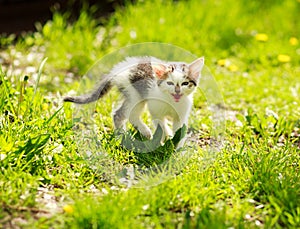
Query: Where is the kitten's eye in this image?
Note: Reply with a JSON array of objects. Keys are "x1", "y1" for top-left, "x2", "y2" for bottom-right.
[
  {"x1": 167, "y1": 81, "x2": 174, "y2": 86},
  {"x1": 181, "y1": 82, "x2": 189, "y2": 86}
]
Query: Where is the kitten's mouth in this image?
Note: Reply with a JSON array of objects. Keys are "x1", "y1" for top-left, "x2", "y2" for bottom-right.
[{"x1": 172, "y1": 93, "x2": 183, "y2": 102}]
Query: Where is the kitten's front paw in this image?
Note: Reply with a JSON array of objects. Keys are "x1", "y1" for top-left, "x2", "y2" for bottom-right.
[{"x1": 139, "y1": 126, "x2": 153, "y2": 139}]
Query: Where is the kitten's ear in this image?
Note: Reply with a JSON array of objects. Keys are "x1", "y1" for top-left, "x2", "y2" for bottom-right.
[
  {"x1": 189, "y1": 57, "x2": 204, "y2": 80},
  {"x1": 152, "y1": 63, "x2": 167, "y2": 79}
]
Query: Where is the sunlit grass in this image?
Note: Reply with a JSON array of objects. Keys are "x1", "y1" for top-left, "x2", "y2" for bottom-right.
[{"x1": 0, "y1": 0, "x2": 299, "y2": 228}]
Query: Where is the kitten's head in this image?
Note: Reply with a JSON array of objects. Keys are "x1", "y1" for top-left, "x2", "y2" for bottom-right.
[{"x1": 152, "y1": 57, "x2": 204, "y2": 102}]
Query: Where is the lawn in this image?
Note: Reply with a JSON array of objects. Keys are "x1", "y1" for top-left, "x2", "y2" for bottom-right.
[{"x1": 1, "y1": 0, "x2": 300, "y2": 228}]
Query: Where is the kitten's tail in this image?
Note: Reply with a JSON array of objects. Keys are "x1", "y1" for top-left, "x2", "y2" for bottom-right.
[{"x1": 63, "y1": 79, "x2": 112, "y2": 104}]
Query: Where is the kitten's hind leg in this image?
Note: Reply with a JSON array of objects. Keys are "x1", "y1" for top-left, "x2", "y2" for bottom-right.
[
  {"x1": 128, "y1": 101, "x2": 152, "y2": 139},
  {"x1": 113, "y1": 101, "x2": 127, "y2": 132}
]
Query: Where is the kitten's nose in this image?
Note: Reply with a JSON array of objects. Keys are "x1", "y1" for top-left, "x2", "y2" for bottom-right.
[{"x1": 175, "y1": 85, "x2": 181, "y2": 94}]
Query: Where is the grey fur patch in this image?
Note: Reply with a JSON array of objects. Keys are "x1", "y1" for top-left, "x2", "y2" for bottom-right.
[
  {"x1": 129, "y1": 62, "x2": 154, "y2": 98},
  {"x1": 63, "y1": 79, "x2": 112, "y2": 104}
]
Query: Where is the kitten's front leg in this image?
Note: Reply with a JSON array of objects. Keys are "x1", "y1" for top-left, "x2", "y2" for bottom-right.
[
  {"x1": 132, "y1": 121, "x2": 153, "y2": 139},
  {"x1": 173, "y1": 120, "x2": 186, "y2": 133}
]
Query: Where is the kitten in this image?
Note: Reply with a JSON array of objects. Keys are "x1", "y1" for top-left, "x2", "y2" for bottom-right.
[{"x1": 64, "y1": 56, "x2": 204, "y2": 143}]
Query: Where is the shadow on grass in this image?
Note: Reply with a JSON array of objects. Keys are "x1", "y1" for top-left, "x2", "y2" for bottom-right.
[{"x1": 120, "y1": 125, "x2": 187, "y2": 167}]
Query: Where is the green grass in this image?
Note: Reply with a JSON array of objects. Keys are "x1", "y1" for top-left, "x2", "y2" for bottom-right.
[{"x1": 1, "y1": 0, "x2": 300, "y2": 228}]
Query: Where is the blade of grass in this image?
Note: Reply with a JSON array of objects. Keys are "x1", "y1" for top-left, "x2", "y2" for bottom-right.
[
  {"x1": 33, "y1": 57, "x2": 48, "y2": 99},
  {"x1": 24, "y1": 57, "x2": 48, "y2": 119},
  {"x1": 44, "y1": 106, "x2": 64, "y2": 125}
]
